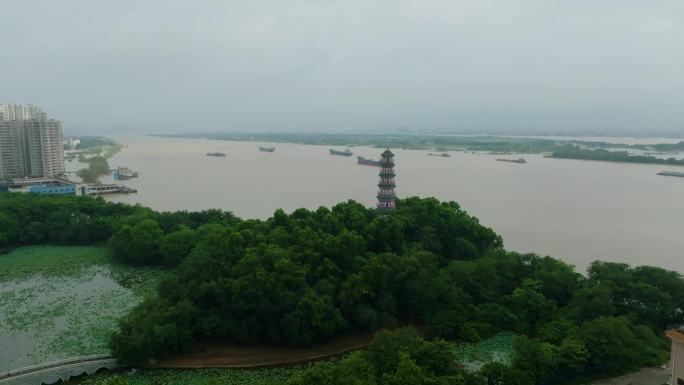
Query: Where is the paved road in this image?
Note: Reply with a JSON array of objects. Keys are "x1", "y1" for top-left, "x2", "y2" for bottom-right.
[{"x1": 591, "y1": 367, "x2": 670, "y2": 385}]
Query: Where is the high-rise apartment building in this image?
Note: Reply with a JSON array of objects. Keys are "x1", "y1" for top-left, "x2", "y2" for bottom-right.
[
  {"x1": 0, "y1": 104, "x2": 65, "y2": 179},
  {"x1": 0, "y1": 103, "x2": 42, "y2": 121}
]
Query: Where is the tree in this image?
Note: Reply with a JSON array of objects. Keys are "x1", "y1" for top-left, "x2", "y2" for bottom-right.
[
  {"x1": 367, "y1": 328, "x2": 422, "y2": 376},
  {"x1": 480, "y1": 363, "x2": 533, "y2": 385},
  {"x1": 567, "y1": 286, "x2": 614, "y2": 322},
  {"x1": 512, "y1": 335, "x2": 588, "y2": 384},
  {"x1": 159, "y1": 226, "x2": 198, "y2": 266},
  {"x1": 110, "y1": 298, "x2": 197, "y2": 365},
  {"x1": 578, "y1": 317, "x2": 656, "y2": 375},
  {"x1": 381, "y1": 353, "x2": 428, "y2": 385},
  {"x1": 109, "y1": 219, "x2": 164, "y2": 265},
  {"x1": 509, "y1": 280, "x2": 557, "y2": 334}
]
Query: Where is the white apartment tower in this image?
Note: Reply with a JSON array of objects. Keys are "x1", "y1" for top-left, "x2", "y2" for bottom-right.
[
  {"x1": 0, "y1": 103, "x2": 42, "y2": 121},
  {"x1": 0, "y1": 104, "x2": 65, "y2": 179}
]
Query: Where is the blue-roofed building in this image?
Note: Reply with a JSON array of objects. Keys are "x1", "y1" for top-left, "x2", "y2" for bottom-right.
[{"x1": 28, "y1": 182, "x2": 76, "y2": 195}]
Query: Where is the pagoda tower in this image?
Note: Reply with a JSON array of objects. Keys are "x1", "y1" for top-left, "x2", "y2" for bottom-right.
[{"x1": 377, "y1": 148, "x2": 397, "y2": 214}]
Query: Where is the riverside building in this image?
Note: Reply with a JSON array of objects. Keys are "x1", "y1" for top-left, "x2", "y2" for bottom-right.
[
  {"x1": 667, "y1": 328, "x2": 684, "y2": 385},
  {"x1": 0, "y1": 103, "x2": 65, "y2": 179}
]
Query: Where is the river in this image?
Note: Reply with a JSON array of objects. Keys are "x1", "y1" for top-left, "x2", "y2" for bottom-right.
[{"x1": 96, "y1": 135, "x2": 684, "y2": 274}]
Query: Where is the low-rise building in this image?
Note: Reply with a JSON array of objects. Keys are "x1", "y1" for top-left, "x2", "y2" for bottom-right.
[
  {"x1": 28, "y1": 181, "x2": 76, "y2": 195},
  {"x1": 667, "y1": 328, "x2": 684, "y2": 385},
  {"x1": 62, "y1": 136, "x2": 80, "y2": 148}
]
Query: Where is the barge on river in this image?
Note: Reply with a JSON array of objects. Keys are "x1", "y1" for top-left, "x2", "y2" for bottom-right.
[
  {"x1": 496, "y1": 158, "x2": 527, "y2": 164},
  {"x1": 330, "y1": 148, "x2": 353, "y2": 156},
  {"x1": 357, "y1": 156, "x2": 382, "y2": 166},
  {"x1": 657, "y1": 171, "x2": 684, "y2": 178}
]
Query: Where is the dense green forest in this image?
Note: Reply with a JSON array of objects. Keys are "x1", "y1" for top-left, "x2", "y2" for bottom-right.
[
  {"x1": 552, "y1": 145, "x2": 684, "y2": 166},
  {"x1": 1, "y1": 192, "x2": 681, "y2": 384}
]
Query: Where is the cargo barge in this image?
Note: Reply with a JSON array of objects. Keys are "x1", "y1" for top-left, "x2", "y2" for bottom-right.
[
  {"x1": 496, "y1": 158, "x2": 526, "y2": 164},
  {"x1": 357, "y1": 156, "x2": 382, "y2": 166},
  {"x1": 330, "y1": 148, "x2": 353, "y2": 156},
  {"x1": 657, "y1": 171, "x2": 684, "y2": 178},
  {"x1": 206, "y1": 152, "x2": 226, "y2": 157}
]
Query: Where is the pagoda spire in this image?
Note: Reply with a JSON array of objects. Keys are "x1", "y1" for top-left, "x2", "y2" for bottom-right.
[{"x1": 377, "y1": 148, "x2": 396, "y2": 214}]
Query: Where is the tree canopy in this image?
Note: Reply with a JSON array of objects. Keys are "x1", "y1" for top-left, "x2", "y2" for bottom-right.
[{"x1": 0, "y1": 192, "x2": 679, "y2": 383}]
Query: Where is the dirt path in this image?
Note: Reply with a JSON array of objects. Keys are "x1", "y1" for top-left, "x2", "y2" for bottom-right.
[
  {"x1": 590, "y1": 367, "x2": 670, "y2": 385},
  {"x1": 156, "y1": 332, "x2": 374, "y2": 368}
]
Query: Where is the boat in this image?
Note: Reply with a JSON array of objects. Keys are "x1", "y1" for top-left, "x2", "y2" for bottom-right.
[
  {"x1": 657, "y1": 171, "x2": 684, "y2": 178},
  {"x1": 428, "y1": 153, "x2": 451, "y2": 157},
  {"x1": 496, "y1": 158, "x2": 526, "y2": 164},
  {"x1": 112, "y1": 167, "x2": 138, "y2": 180},
  {"x1": 357, "y1": 156, "x2": 382, "y2": 166},
  {"x1": 259, "y1": 146, "x2": 275, "y2": 153},
  {"x1": 330, "y1": 148, "x2": 353, "y2": 156},
  {"x1": 206, "y1": 152, "x2": 226, "y2": 157}
]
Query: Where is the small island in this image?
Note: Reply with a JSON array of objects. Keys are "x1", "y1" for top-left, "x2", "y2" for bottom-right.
[{"x1": 552, "y1": 145, "x2": 684, "y2": 166}]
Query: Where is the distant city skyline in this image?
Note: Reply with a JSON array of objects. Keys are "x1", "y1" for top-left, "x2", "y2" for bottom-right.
[{"x1": 2, "y1": 1, "x2": 684, "y2": 135}]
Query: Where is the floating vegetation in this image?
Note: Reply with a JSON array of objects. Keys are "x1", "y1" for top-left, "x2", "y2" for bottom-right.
[
  {"x1": 72, "y1": 367, "x2": 304, "y2": 385},
  {"x1": 0, "y1": 245, "x2": 165, "y2": 371},
  {"x1": 451, "y1": 333, "x2": 516, "y2": 371}
]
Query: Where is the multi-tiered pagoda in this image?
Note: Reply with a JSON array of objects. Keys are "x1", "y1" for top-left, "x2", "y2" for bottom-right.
[{"x1": 377, "y1": 148, "x2": 396, "y2": 214}]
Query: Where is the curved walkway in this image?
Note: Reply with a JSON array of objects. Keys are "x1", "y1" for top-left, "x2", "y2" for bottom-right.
[
  {"x1": 0, "y1": 355, "x2": 118, "y2": 385},
  {"x1": 589, "y1": 366, "x2": 669, "y2": 385},
  {"x1": 157, "y1": 332, "x2": 374, "y2": 368}
]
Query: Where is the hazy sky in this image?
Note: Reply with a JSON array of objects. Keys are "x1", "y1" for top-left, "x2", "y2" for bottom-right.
[{"x1": 2, "y1": 1, "x2": 684, "y2": 134}]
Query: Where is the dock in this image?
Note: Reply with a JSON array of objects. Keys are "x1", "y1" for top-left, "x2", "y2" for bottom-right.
[{"x1": 80, "y1": 184, "x2": 137, "y2": 196}]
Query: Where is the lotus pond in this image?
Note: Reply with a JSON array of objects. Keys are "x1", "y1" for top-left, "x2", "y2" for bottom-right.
[
  {"x1": 0, "y1": 245, "x2": 165, "y2": 371},
  {"x1": 70, "y1": 368, "x2": 305, "y2": 385},
  {"x1": 452, "y1": 333, "x2": 516, "y2": 371}
]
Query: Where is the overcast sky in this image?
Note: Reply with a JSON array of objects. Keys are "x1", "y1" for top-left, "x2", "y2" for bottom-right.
[{"x1": 2, "y1": 1, "x2": 683, "y2": 135}]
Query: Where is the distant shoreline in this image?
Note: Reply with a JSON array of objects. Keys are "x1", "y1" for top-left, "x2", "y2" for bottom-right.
[{"x1": 149, "y1": 132, "x2": 684, "y2": 156}]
